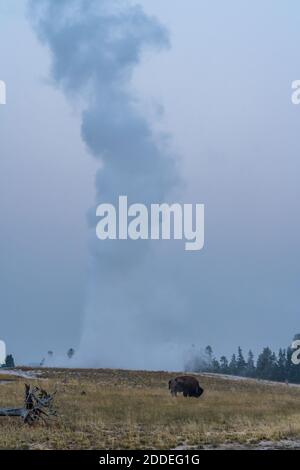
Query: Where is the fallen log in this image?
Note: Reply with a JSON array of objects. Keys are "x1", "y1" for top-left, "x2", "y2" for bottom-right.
[
  {"x1": 0, "y1": 384, "x2": 57, "y2": 425},
  {"x1": 0, "y1": 408, "x2": 27, "y2": 418}
]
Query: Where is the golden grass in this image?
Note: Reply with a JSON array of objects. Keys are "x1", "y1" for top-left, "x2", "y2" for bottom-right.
[
  {"x1": 0, "y1": 373, "x2": 21, "y2": 382},
  {"x1": 0, "y1": 368, "x2": 299, "y2": 449}
]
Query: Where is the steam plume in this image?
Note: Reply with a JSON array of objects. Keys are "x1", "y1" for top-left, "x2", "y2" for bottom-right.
[{"x1": 29, "y1": 0, "x2": 185, "y2": 369}]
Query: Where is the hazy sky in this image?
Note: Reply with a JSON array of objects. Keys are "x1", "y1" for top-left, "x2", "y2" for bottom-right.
[{"x1": 1, "y1": 0, "x2": 300, "y2": 367}]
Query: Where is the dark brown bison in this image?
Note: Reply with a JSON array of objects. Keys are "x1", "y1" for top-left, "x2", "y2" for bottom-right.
[{"x1": 168, "y1": 376, "x2": 203, "y2": 398}]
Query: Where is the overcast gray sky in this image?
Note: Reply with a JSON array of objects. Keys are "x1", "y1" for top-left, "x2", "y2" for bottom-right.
[{"x1": 1, "y1": 0, "x2": 300, "y2": 367}]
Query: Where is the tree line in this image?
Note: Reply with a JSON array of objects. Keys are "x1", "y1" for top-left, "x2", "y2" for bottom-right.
[
  {"x1": 0, "y1": 354, "x2": 15, "y2": 369},
  {"x1": 185, "y1": 334, "x2": 300, "y2": 384}
]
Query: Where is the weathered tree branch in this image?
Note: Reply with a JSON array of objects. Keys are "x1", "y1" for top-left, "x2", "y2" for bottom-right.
[
  {"x1": 0, "y1": 384, "x2": 57, "y2": 425},
  {"x1": 0, "y1": 408, "x2": 27, "y2": 418}
]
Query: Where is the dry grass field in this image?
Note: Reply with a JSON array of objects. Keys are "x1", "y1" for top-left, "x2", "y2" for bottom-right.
[{"x1": 0, "y1": 368, "x2": 300, "y2": 449}]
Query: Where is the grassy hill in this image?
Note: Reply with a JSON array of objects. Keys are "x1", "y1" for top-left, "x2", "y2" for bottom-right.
[{"x1": 0, "y1": 368, "x2": 300, "y2": 449}]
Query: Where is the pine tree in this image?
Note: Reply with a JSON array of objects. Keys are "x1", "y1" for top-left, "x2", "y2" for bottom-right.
[
  {"x1": 229, "y1": 354, "x2": 238, "y2": 375},
  {"x1": 237, "y1": 347, "x2": 246, "y2": 376},
  {"x1": 67, "y1": 348, "x2": 75, "y2": 359},
  {"x1": 256, "y1": 347, "x2": 276, "y2": 380},
  {"x1": 286, "y1": 345, "x2": 300, "y2": 384},
  {"x1": 5, "y1": 354, "x2": 15, "y2": 368},
  {"x1": 205, "y1": 346, "x2": 213, "y2": 360},
  {"x1": 212, "y1": 358, "x2": 220, "y2": 372},
  {"x1": 246, "y1": 350, "x2": 256, "y2": 377},
  {"x1": 205, "y1": 345, "x2": 213, "y2": 370},
  {"x1": 220, "y1": 356, "x2": 229, "y2": 374},
  {"x1": 275, "y1": 348, "x2": 286, "y2": 382},
  {"x1": 271, "y1": 351, "x2": 279, "y2": 380}
]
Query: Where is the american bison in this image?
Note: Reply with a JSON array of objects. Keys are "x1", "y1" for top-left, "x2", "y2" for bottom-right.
[{"x1": 168, "y1": 376, "x2": 204, "y2": 398}]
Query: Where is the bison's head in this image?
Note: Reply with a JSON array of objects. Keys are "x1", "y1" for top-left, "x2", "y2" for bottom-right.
[
  {"x1": 195, "y1": 386, "x2": 204, "y2": 397},
  {"x1": 190, "y1": 386, "x2": 204, "y2": 398}
]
